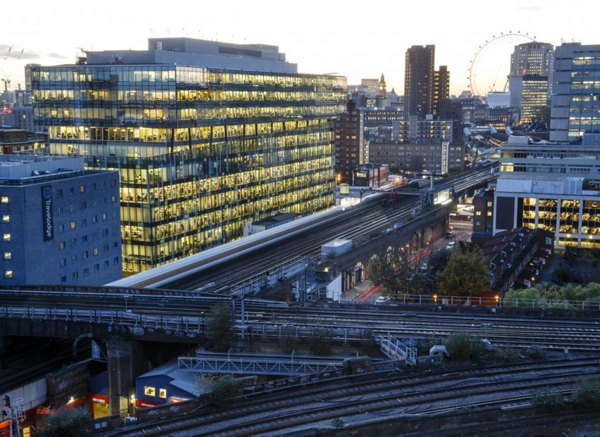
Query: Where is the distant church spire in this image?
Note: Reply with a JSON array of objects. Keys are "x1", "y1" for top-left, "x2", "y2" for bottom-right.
[{"x1": 377, "y1": 73, "x2": 387, "y2": 106}]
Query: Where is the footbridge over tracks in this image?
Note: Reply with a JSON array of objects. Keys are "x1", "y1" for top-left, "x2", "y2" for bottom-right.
[
  {"x1": 378, "y1": 334, "x2": 417, "y2": 366},
  {"x1": 178, "y1": 352, "x2": 352, "y2": 376}
]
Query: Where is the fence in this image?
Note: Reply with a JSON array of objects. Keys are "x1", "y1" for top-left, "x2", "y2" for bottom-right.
[{"x1": 388, "y1": 293, "x2": 600, "y2": 311}]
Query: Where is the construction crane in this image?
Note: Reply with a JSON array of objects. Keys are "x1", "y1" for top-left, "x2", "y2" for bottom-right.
[
  {"x1": 0, "y1": 46, "x2": 23, "y2": 93},
  {"x1": 3, "y1": 46, "x2": 13, "y2": 61},
  {"x1": 1, "y1": 46, "x2": 13, "y2": 92}
]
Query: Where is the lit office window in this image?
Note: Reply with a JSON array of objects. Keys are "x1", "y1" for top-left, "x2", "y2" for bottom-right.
[
  {"x1": 2, "y1": 215, "x2": 9, "y2": 223},
  {"x1": 3, "y1": 252, "x2": 11, "y2": 260},
  {"x1": 4, "y1": 270, "x2": 13, "y2": 279},
  {"x1": 0, "y1": 196, "x2": 8, "y2": 204},
  {"x1": 2, "y1": 233, "x2": 10, "y2": 241},
  {"x1": 144, "y1": 386, "x2": 156, "y2": 396}
]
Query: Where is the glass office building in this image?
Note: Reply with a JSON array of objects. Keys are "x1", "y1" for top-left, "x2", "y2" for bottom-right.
[
  {"x1": 550, "y1": 43, "x2": 600, "y2": 142},
  {"x1": 32, "y1": 38, "x2": 346, "y2": 274}
]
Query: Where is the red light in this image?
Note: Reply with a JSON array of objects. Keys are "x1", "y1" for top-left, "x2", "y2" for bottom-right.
[{"x1": 1, "y1": 109, "x2": 13, "y2": 114}]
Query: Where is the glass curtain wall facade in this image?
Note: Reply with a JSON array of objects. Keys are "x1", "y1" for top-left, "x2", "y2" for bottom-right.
[
  {"x1": 520, "y1": 75, "x2": 549, "y2": 124},
  {"x1": 567, "y1": 56, "x2": 600, "y2": 139},
  {"x1": 550, "y1": 44, "x2": 600, "y2": 142},
  {"x1": 518, "y1": 196, "x2": 600, "y2": 248},
  {"x1": 32, "y1": 65, "x2": 346, "y2": 273}
]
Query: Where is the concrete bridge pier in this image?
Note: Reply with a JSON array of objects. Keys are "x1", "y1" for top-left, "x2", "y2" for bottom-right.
[
  {"x1": 0, "y1": 336, "x2": 6, "y2": 369},
  {"x1": 107, "y1": 339, "x2": 142, "y2": 417}
]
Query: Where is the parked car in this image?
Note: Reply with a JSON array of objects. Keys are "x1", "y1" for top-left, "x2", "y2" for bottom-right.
[{"x1": 375, "y1": 296, "x2": 390, "y2": 304}]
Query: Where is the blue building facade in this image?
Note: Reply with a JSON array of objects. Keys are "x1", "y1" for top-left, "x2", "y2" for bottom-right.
[
  {"x1": 135, "y1": 361, "x2": 203, "y2": 407},
  {"x1": 0, "y1": 155, "x2": 122, "y2": 285}
]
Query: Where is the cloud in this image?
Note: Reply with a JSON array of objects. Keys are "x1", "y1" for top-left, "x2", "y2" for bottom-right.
[
  {"x1": 518, "y1": 5, "x2": 542, "y2": 11},
  {"x1": 0, "y1": 44, "x2": 69, "y2": 61}
]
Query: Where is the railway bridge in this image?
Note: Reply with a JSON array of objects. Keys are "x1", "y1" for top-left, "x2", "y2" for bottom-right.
[{"x1": 321, "y1": 205, "x2": 449, "y2": 291}]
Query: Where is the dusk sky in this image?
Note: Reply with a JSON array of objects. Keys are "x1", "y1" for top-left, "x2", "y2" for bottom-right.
[{"x1": 1, "y1": 0, "x2": 597, "y2": 95}]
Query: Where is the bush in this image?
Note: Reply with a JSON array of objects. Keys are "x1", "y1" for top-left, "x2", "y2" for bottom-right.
[
  {"x1": 210, "y1": 376, "x2": 240, "y2": 406},
  {"x1": 444, "y1": 333, "x2": 486, "y2": 362},
  {"x1": 42, "y1": 408, "x2": 92, "y2": 437},
  {"x1": 368, "y1": 230, "x2": 382, "y2": 239},
  {"x1": 198, "y1": 375, "x2": 241, "y2": 407},
  {"x1": 572, "y1": 378, "x2": 600, "y2": 409},
  {"x1": 552, "y1": 265, "x2": 581, "y2": 284},
  {"x1": 308, "y1": 329, "x2": 333, "y2": 356},
  {"x1": 494, "y1": 347, "x2": 519, "y2": 363},
  {"x1": 525, "y1": 345, "x2": 547, "y2": 360},
  {"x1": 532, "y1": 388, "x2": 566, "y2": 412}
]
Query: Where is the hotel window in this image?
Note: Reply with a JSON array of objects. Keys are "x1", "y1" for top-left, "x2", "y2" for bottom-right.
[
  {"x1": 80, "y1": 184, "x2": 85, "y2": 193},
  {"x1": 4, "y1": 270, "x2": 13, "y2": 279},
  {"x1": 3, "y1": 233, "x2": 10, "y2": 241},
  {"x1": 70, "y1": 221, "x2": 76, "y2": 229},
  {"x1": 1, "y1": 196, "x2": 8, "y2": 204},
  {"x1": 59, "y1": 241, "x2": 65, "y2": 249},
  {"x1": 144, "y1": 386, "x2": 156, "y2": 396},
  {"x1": 3, "y1": 252, "x2": 11, "y2": 260},
  {"x1": 159, "y1": 388, "x2": 167, "y2": 399},
  {"x1": 2, "y1": 215, "x2": 9, "y2": 223}
]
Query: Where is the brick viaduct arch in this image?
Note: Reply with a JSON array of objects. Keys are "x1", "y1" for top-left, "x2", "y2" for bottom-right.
[{"x1": 324, "y1": 206, "x2": 449, "y2": 292}]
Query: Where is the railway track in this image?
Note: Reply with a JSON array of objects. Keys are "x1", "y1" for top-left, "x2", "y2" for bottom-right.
[
  {"x1": 165, "y1": 167, "x2": 497, "y2": 291},
  {"x1": 106, "y1": 357, "x2": 600, "y2": 436},
  {"x1": 2, "y1": 290, "x2": 600, "y2": 350}
]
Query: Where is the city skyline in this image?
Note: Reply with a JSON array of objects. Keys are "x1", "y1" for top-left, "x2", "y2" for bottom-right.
[{"x1": 1, "y1": 0, "x2": 598, "y2": 96}]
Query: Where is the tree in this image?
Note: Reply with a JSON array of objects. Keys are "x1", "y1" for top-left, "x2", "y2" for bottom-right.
[
  {"x1": 437, "y1": 250, "x2": 489, "y2": 297},
  {"x1": 368, "y1": 249, "x2": 412, "y2": 298},
  {"x1": 427, "y1": 248, "x2": 452, "y2": 274},
  {"x1": 207, "y1": 302, "x2": 234, "y2": 352},
  {"x1": 196, "y1": 374, "x2": 240, "y2": 406},
  {"x1": 404, "y1": 272, "x2": 436, "y2": 295},
  {"x1": 42, "y1": 408, "x2": 92, "y2": 436}
]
